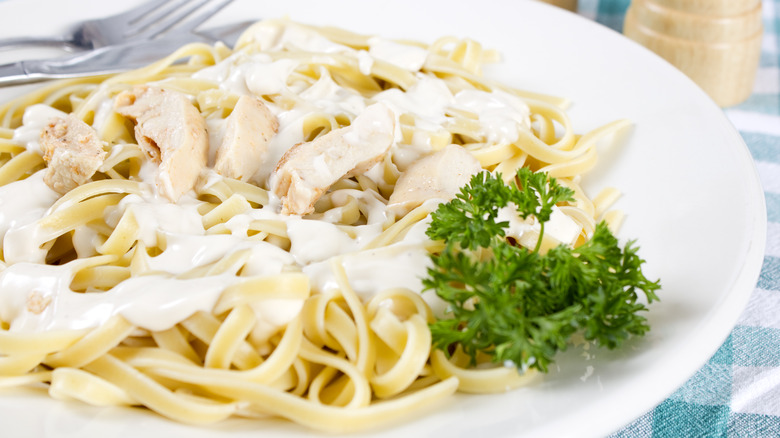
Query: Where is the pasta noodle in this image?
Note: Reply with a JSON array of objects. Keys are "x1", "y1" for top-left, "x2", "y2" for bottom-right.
[{"x1": 0, "y1": 18, "x2": 628, "y2": 432}]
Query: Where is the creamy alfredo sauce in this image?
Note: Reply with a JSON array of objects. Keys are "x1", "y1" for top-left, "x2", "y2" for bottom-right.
[{"x1": 0, "y1": 20, "x2": 537, "y2": 334}]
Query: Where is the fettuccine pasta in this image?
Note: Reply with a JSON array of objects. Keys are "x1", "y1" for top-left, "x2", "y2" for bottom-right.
[{"x1": 0, "y1": 19, "x2": 627, "y2": 432}]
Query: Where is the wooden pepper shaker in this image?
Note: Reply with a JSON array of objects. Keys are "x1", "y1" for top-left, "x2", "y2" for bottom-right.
[{"x1": 623, "y1": 0, "x2": 763, "y2": 107}]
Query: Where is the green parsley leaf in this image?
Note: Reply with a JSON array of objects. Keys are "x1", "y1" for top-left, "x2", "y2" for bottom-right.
[
  {"x1": 424, "y1": 168, "x2": 661, "y2": 373},
  {"x1": 426, "y1": 172, "x2": 511, "y2": 250},
  {"x1": 512, "y1": 167, "x2": 575, "y2": 223}
]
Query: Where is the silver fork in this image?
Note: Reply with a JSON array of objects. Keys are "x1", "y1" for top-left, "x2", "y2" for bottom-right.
[
  {"x1": 0, "y1": 20, "x2": 255, "y2": 86},
  {"x1": 0, "y1": 0, "x2": 235, "y2": 52}
]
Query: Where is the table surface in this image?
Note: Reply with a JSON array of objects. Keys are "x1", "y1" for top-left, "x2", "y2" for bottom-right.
[{"x1": 574, "y1": 0, "x2": 780, "y2": 436}]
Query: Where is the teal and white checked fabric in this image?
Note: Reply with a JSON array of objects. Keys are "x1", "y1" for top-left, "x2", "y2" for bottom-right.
[{"x1": 576, "y1": 0, "x2": 780, "y2": 436}]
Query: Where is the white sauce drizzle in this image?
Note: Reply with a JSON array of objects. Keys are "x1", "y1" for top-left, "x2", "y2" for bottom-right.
[
  {"x1": 0, "y1": 172, "x2": 59, "y2": 245},
  {"x1": 368, "y1": 37, "x2": 428, "y2": 71},
  {"x1": 11, "y1": 104, "x2": 67, "y2": 155},
  {"x1": 452, "y1": 89, "x2": 532, "y2": 144},
  {"x1": 0, "y1": 20, "x2": 534, "y2": 334},
  {"x1": 0, "y1": 263, "x2": 235, "y2": 332}
]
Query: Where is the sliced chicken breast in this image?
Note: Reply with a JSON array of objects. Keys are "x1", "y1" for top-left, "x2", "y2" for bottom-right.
[
  {"x1": 214, "y1": 95, "x2": 279, "y2": 182},
  {"x1": 40, "y1": 114, "x2": 106, "y2": 194},
  {"x1": 272, "y1": 102, "x2": 395, "y2": 215},
  {"x1": 388, "y1": 145, "x2": 482, "y2": 216},
  {"x1": 114, "y1": 85, "x2": 208, "y2": 202}
]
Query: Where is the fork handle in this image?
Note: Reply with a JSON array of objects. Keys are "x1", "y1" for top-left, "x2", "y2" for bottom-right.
[
  {"x1": 0, "y1": 35, "x2": 77, "y2": 51},
  {"x1": 0, "y1": 61, "x2": 37, "y2": 86}
]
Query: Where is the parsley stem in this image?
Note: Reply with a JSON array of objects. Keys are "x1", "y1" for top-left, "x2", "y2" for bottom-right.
[{"x1": 533, "y1": 221, "x2": 545, "y2": 253}]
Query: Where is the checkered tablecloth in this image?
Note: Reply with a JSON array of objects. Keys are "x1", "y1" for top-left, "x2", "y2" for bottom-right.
[{"x1": 575, "y1": 0, "x2": 780, "y2": 436}]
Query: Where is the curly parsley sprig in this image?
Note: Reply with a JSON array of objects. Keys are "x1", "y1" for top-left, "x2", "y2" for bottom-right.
[{"x1": 424, "y1": 168, "x2": 660, "y2": 373}]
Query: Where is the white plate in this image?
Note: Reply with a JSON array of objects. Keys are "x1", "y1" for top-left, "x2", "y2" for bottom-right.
[{"x1": 0, "y1": 0, "x2": 767, "y2": 437}]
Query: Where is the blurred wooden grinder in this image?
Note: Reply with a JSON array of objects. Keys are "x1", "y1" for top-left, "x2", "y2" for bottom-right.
[{"x1": 623, "y1": 0, "x2": 763, "y2": 107}]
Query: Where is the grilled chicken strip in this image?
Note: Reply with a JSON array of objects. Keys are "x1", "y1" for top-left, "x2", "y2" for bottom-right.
[
  {"x1": 114, "y1": 85, "x2": 208, "y2": 201},
  {"x1": 40, "y1": 114, "x2": 106, "y2": 195},
  {"x1": 388, "y1": 144, "x2": 482, "y2": 216},
  {"x1": 214, "y1": 95, "x2": 279, "y2": 182},
  {"x1": 272, "y1": 102, "x2": 395, "y2": 215}
]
